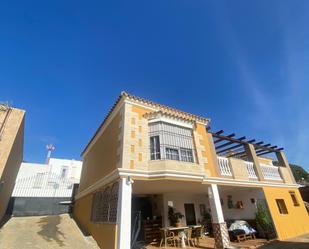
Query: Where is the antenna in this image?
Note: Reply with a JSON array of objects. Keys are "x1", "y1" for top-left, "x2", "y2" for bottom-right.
[{"x1": 45, "y1": 144, "x2": 55, "y2": 164}]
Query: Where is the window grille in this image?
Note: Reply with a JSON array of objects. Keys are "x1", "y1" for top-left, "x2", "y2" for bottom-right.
[
  {"x1": 101, "y1": 187, "x2": 110, "y2": 222},
  {"x1": 150, "y1": 136, "x2": 161, "y2": 160},
  {"x1": 91, "y1": 192, "x2": 101, "y2": 222},
  {"x1": 149, "y1": 121, "x2": 196, "y2": 163},
  {"x1": 109, "y1": 182, "x2": 119, "y2": 222},
  {"x1": 91, "y1": 182, "x2": 119, "y2": 223}
]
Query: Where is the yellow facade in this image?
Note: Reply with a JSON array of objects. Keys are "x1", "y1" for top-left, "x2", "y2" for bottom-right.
[
  {"x1": 195, "y1": 123, "x2": 218, "y2": 177},
  {"x1": 0, "y1": 107, "x2": 25, "y2": 221},
  {"x1": 263, "y1": 187, "x2": 309, "y2": 240},
  {"x1": 74, "y1": 103, "x2": 123, "y2": 248},
  {"x1": 258, "y1": 157, "x2": 273, "y2": 165},
  {"x1": 75, "y1": 92, "x2": 309, "y2": 248},
  {"x1": 74, "y1": 193, "x2": 117, "y2": 249},
  {"x1": 79, "y1": 112, "x2": 122, "y2": 192}
]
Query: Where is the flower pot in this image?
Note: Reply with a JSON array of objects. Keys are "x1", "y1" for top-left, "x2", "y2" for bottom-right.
[{"x1": 175, "y1": 222, "x2": 181, "y2": 227}]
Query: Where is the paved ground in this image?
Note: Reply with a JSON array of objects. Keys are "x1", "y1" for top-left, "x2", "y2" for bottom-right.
[
  {"x1": 145, "y1": 233, "x2": 309, "y2": 249},
  {"x1": 260, "y1": 233, "x2": 309, "y2": 249},
  {"x1": 0, "y1": 215, "x2": 308, "y2": 249},
  {"x1": 0, "y1": 214, "x2": 99, "y2": 249}
]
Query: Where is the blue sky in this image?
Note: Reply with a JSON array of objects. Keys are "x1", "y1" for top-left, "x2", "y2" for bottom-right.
[{"x1": 1, "y1": 1, "x2": 308, "y2": 170}]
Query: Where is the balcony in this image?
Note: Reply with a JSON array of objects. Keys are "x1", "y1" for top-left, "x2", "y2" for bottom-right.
[
  {"x1": 211, "y1": 129, "x2": 295, "y2": 184},
  {"x1": 217, "y1": 156, "x2": 284, "y2": 182}
]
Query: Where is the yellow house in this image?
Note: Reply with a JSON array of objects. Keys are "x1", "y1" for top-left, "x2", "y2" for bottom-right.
[
  {"x1": 0, "y1": 103, "x2": 25, "y2": 222},
  {"x1": 73, "y1": 92, "x2": 309, "y2": 249}
]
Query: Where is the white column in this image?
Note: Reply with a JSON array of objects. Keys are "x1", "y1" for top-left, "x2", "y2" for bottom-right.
[
  {"x1": 208, "y1": 184, "x2": 230, "y2": 249},
  {"x1": 117, "y1": 177, "x2": 133, "y2": 249},
  {"x1": 208, "y1": 184, "x2": 224, "y2": 223}
]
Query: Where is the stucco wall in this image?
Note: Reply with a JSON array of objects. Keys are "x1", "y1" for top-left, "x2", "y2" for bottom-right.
[
  {"x1": 74, "y1": 192, "x2": 117, "y2": 249},
  {"x1": 229, "y1": 158, "x2": 250, "y2": 181},
  {"x1": 79, "y1": 109, "x2": 123, "y2": 192},
  {"x1": 263, "y1": 187, "x2": 309, "y2": 240},
  {"x1": 0, "y1": 108, "x2": 25, "y2": 221},
  {"x1": 122, "y1": 103, "x2": 150, "y2": 170},
  {"x1": 218, "y1": 188, "x2": 264, "y2": 220},
  {"x1": 162, "y1": 193, "x2": 208, "y2": 227},
  {"x1": 194, "y1": 124, "x2": 218, "y2": 177},
  {"x1": 125, "y1": 103, "x2": 215, "y2": 177}
]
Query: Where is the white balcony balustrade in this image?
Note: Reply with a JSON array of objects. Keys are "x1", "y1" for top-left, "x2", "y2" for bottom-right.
[
  {"x1": 244, "y1": 161, "x2": 258, "y2": 179},
  {"x1": 260, "y1": 164, "x2": 282, "y2": 181},
  {"x1": 217, "y1": 156, "x2": 232, "y2": 176}
]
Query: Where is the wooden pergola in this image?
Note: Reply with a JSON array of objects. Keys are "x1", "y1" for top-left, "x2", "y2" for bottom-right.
[{"x1": 208, "y1": 129, "x2": 283, "y2": 158}]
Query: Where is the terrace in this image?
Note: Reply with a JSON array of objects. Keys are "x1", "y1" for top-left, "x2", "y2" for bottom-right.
[{"x1": 209, "y1": 130, "x2": 295, "y2": 184}]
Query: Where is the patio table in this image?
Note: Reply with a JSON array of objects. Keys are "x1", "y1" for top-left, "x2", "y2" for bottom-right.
[
  {"x1": 188, "y1": 225, "x2": 202, "y2": 229},
  {"x1": 166, "y1": 226, "x2": 189, "y2": 248}
]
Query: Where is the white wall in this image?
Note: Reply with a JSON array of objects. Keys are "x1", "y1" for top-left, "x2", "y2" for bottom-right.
[
  {"x1": 16, "y1": 158, "x2": 82, "y2": 183},
  {"x1": 15, "y1": 163, "x2": 49, "y2": 178},
  {"x1": 149, "y1": 188, "x2": 265, "y2": 226},
  {"x1": 162, "y1": 193, "x2": 208, "y2": 227},
  {"x1": 217, "y1": 187, "x2": 265, "y2": 220},
  {"x1": 12, "y1": 158, "x2": 83, "y2": 197},
  {"x1": 48, "y1": 158, "x2": 82, "y2": 182}
]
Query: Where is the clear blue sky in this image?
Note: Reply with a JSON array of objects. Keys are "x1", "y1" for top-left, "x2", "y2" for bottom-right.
[{"x1": 1, "y1": 1, "x2": 308, "y2": 170}]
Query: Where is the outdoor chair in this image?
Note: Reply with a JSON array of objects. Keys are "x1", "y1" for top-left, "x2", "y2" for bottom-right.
[
  {"x1": 192, "y1": 225, "x2": 204, "y2": 246},
  {"x1": 159, "y1": 228, "x2": 177, "y2": 248},
  {"x1": 184, "y1": 228, "x2": 195, "y2": 247}
]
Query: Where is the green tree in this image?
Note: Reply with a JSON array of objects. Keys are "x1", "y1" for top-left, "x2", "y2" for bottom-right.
[
  {"x1": 273, "y1": 161, "x2": 309, "y2": 182},
  {"x1": 290, "y1": 164, "x2": 309, "y2": 182}
]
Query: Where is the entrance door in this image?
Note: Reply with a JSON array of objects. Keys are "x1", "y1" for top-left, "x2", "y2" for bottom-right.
[{"x1": 184, "y1": 203, "x2": 196, "y2": 226}]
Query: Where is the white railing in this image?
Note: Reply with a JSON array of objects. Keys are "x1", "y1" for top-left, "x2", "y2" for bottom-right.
[
  {"x1": 245, "y1": 161, "x2": 258, "y2": 179},
  {"x1": 12, "y1": 172, "x2": 76, "y2": 197},
  {"x1": 260, "y1": 164, "x2": 282, "y2": 181},
  {"x1": 217, "y1": 156, "x2": 232, "y2": 176}
]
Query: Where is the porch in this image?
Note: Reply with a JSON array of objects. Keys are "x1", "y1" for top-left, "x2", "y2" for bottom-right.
[
  {"x1": 144, "y1": 236, "x2": 270, "y2": 249},
  {"x1": 127, "y1": 179, "x2": 274, "y2": 249}
]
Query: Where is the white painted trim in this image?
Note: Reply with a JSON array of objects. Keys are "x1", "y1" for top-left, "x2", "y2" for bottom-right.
[
  {"x1": 117, "y1": 177, "x2": 132, "y2": 249},
  {"x1": 119, "y1": 168, "x2": 206, "y2": 180},
  {"x1": 148, "y1": 117, "x2": 193, "y2": 129},
  {"x1": 75, "y1": 168, "x2": 300, "y2": 200},
  {"x1": 75, "y1": 169, "x2": 119, "y2": 200},
  {"x1": 124, "y1": 99, "x2": 158, "y2": 112},
  {"x1": 82, "y1": 99, "x2": 125, "y2": 157},
  {"x1": 208, "y1": 184, "x2": 225, "y2": 223},
  {"x1": 125, "y1": 99, "x2": 209, "y2": 125},
  {"x1": 202, "y1": 177, "x2": 298, "y2": 188}
]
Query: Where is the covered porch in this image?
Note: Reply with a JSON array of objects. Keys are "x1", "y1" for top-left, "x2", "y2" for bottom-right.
[
  {"x1": 120, "y1": 178, "x2": 275, "y2": 249},
  {"x1": 145, "y1": 237, "x2": 269, "y2": 249}
]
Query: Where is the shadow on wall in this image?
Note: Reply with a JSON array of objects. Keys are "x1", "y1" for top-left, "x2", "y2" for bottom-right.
[{"x1": 37, "y1": 215, "x2": 65, "y2": 247}]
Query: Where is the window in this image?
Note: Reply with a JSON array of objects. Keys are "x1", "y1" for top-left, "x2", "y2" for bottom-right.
[
  {"x1": 109, "y1": 183, "x2": 119, "y2": 222},
  {"x1": 33, "y1": 173, "x2": 44, "y2": 188},
  {"x1": 289, "y1": 191, "x2": 300, "y2": 206},
  {"x1": 91, "y1": 182, "x2": 119, "y2": 223},
  {"x1": 150, "y1": 135, "x2": 161, "y2": 160},
  {"x1": 166, "y1": 148, "x2": 179, "y2": 160},
  {"x1": 149, "y1": 122, "x2": 195, "y2": 163},
  {"x1": 276, "y1": 199, "x2": 288, "y2": 214},
  {"x1": 180, "y1": 148, "x2": 194, "y2": 162},
  {"x1": 60, "y1": 166, "x2": 68, "y2": 178}
]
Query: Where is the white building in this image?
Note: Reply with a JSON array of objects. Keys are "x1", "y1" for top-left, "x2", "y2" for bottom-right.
[
  {"x1": 10, "y1": 158, "x2": 82, "y2": 216},
  {"x1": 12, "y1": 158, "x2": 83, "y2": 198}
]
